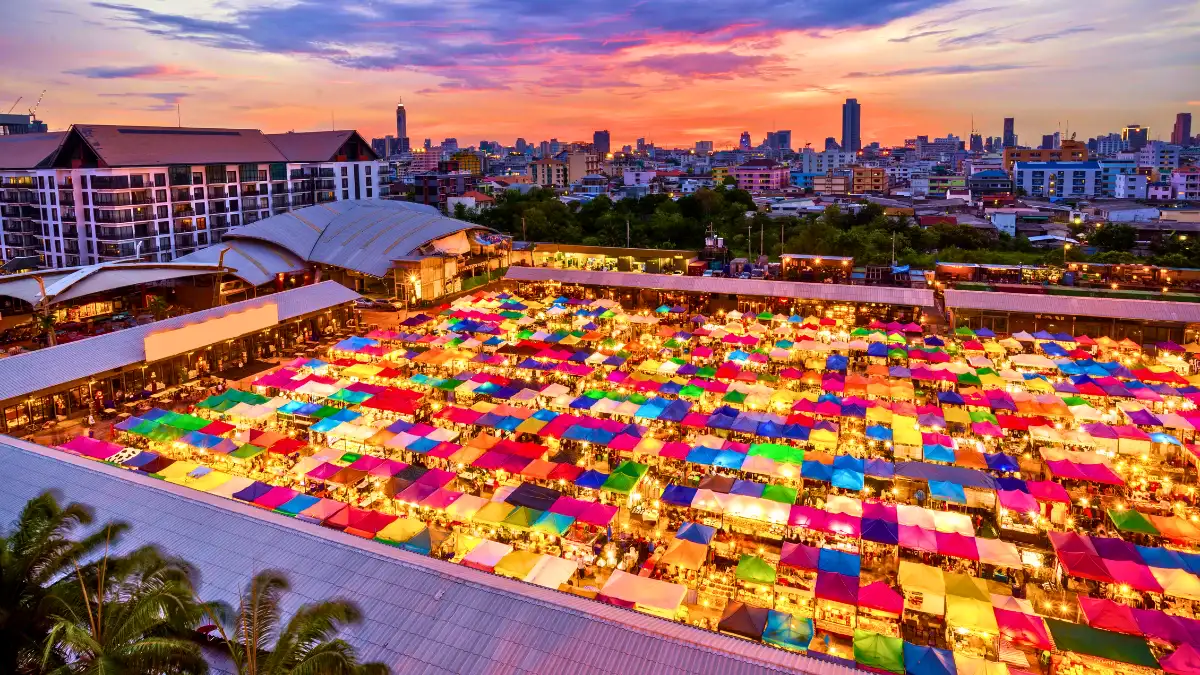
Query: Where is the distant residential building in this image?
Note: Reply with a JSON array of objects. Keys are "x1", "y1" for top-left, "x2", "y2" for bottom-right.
[
  {"x1": 1172, "y1": 113, "x2": 1193, "y2": 147},
  {"x1": 812, "y1": 171, "x2": 850, "y2": 196},
  {"x1": 795, "y1": 149, "x2": 855, "y2": 174},
  {"x1": 529, "y1": 159, "x2": 568, "y2": 187},
  {"x1": 1137, "y1": 141, "x2": 1181, "y2": 175},
  {"x1": 623, "y1": 170, "x2": 656, "y2": 186},
  {"x1": 711, "y1": 167, "x2": 729, "y2": 184},
  {"x1": 592, "y1": 130, "x2": 610, "y2": 156},
  {"x1": 739, "y1": 132, "x2": 752, "y2": 151},
  {"x1": 679, "y1": 177, "x2": 714, "y2": 194},
  {"x1": 789, "y1": 171, "x2": 823, "y2": 190},
  {"x1": 1040, "y1": 134, "x2": 1056, "y2": 150},
  {"x1": 566, "y1": 153, "x2": 600, "y2": 184},
  {"x1": 851, "y1": 166, "x2": 886, "y2": 194},
  {"x1": 1003, "y1": 139, "x2": 1088, "y2": 170},
  {"x1": 1148, "y1": 182, "x2": 1173, "y2": 200},
  {"x1": 1122, "y1": 124, "x2": 1149, "y2": 151},
  {"x1": 1012, "y1": 161, "x2": 1101, "y2": 199},
  {"x1": 407, "y1": 150, "x2": 440, "y2": 174},
  {"x1": 1172, "y1": 166, "x2": 1200, "y2": 201},
  {"x1": 0, "y1": 125, "x2": 382, "y2": 267},
  {"x1": 730, "y1": 159, "x2": 788, "y2": 192},
  {"x1": 1114, "y1": 174, "x2": 1149, "y2": 199},
  {"x1": 0, "y1": 113, "x2": 47, "y2": 135},
  {"x1": 1093, "y1": 133, "x2": 1128, "y2": 156},
  {"x1": 446, "y1": 190, "x2": 494, "y2": 212},
  {"x1": 927, "y1": 174, "x2": 967, "y2": 198},
  {"x1": 842, "y1": 98, "x2": 861, "y2": 152},
  {"x1": 695, "y1": 140, "x2": 713, "y2": 154},
  {"x1": 1098, "y1": 159, "x2": 1137, "y2": 198},
  {"x1": 414, "y1": 172, "x2": 476, "y2": 211},
  {"x1": 451, "y1": 150, "x2": 484, "y2": 176},
  {"x1": 967, "y1": 170, "x2": 1014, "y2": 202},
  {"x1": 1002, "y1": 117, "x2": 1016, "y2": 148}
]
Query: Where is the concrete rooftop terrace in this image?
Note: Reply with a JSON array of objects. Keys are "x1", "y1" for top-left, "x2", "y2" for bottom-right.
[{"x1": 0, "y1": 438, "x2": 850, "y2": 675}]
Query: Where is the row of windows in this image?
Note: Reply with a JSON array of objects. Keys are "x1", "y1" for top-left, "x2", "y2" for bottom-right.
[{"x1": 24, "y1": 164, "x2": 375, "y2": 191}]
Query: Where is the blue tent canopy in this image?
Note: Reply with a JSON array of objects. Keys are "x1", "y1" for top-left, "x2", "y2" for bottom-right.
[
  {"x1": 661, "y1": 484, "x2": 697, "y2": 507},
  {"x1": 801, "y1": 461, "x2": 833, "y2": 482},
  {"x1": 867, "y1": 343, "x2": 889, "y2": 357},
  {"x1": 985, "y1": 453, "x2": 1020, "y2": 473},
  {"x1": 995, "y1": 477, "x2": 1027, "y2": 492},
  {"x1": 825, "y1": 355, "x2": 849, "y2": 371},
  {"x1": 818, "y1": 548, "x2": 861, "y2": 577},
  {"x1": 276, "y1": 494, "x2": 320, "y2": 516},
  {"x1": 676, "y1": 522, "x2": 716, "y2": 545},
  {"x1": 937, "y1": 391, "x2": 965, "y2": 405},
  {"x1": 865, "y1": 458, "x2": 895, "y2": 478},
  {"x1": 862, "y1": 518, "x2": 900, "y2": 545},
  {"x1": 575, "y1": 470, "x2": 608, "y2": 490},
  {"x1": 923, "y1": 444, "x2": 955, "y2": 463},
  {"x1": 866, "y1": 425, "x2": 893, "y2": 441},
  {"x1": 686, "y1": 446, "x2": 721, "y2": 466},
  {"x1": 310, "y1": 418, "x2": 344, "y2": 434},
  {"x1": 975, "y1": 327, "x2": 996, "y2": 338},
  {"x1": 903, "y1": 643, "x2": 957, "y2": 675},
  {"x1": 928, "y1": 480, "x2": 967, "y2": 504},
  {"x1": 1137, "y1": 545, "x2": 1186, "y2": 569},
  {"x1": 894, "y1": 462, "x2": 996, "y2": 489},
  {"x1": 763, "y1": 611, "x2": 814, "y2": 653},
  {"x1": 713, "y1": 450, "x2": 747, "y2": 470}
]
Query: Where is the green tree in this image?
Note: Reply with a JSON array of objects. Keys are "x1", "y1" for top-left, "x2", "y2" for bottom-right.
[
  {"x1": 0, "y1": 492, "x2": 130, "y2": 674},
  {"x1": 204, "y1": 571, "x2": 387, "y2": 675},
  {"x1": 1089, "y1": 223, "x2": 1137, "y2": 251},
  {"x1": 40, "y1": 547, "x2": 207, "y2": 675},
  {"x1": 148, "y1": 295, "x2": 171, "y2": 322}
]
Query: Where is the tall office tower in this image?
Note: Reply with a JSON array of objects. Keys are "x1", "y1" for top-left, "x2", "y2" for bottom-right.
[
  {"x1": 1002, "y1": 118, "x2": 1016, "y2": 148},
  {"x1": 841, "y1": 98, "x2": 861, "y2": 152},
  {"x1": 739, "y1": 131, "x2": 752, "y2": 151},
  {"x1": 695, "y1": 140, "x2": 714, "y2": 154},
  {"x1": 775, "y1": 130, "x2": 792, "y2": 152},
  {"x1": 1041, "y1": 134, "x2": 1056, "y2": 150},
  {"x1": 515, "y1": 138, "x2": 528, "y2": 154},
  {"x1": 593, "y1": 130, "x2": 611, "y2": 155},
  {"x1": 395, "y1": 100, "x2": 410, "y2": 153},
  {"x1": 969, "y1": 134, "x2": 983, "y2": 152},
  {"x1": 1172, "y1": 113, "x2": 1192, "y2": 146},
  {"x1": 1122, "y1": 124, "x2": 1149, "y2": 151},
  {"x1": 636, "y1": 138, "x2": 646, "y2": 153}
]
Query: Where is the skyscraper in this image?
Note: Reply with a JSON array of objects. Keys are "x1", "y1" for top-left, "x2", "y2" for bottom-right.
[
  {"x1": 1172, "y1": 113, "x2": 1192, "y2": 146},
  {"x1": 841, "y1": 98, "x2": 861, "y2": 152},
  {"x1": 636, "y1": 138, "x2": 646, "y2": 154},
  {"x1": 395, "y1": 100, "x2": 410, "y2": 153},
  {"x1": 1002, "y1": 118, "x2": 1016, "y2": 148},
  {"x1": 593, "y1": 130, "x2": 611, "y2": 155},
  {"x1": 739, "y1": 131, "x2": 751, "y2": 151},
  {"x1": 775, "y1": 130, "x2": 792, "y2": 152},
  {"x1": 969, "y1": 134, "x2": 983, "y2": 152},
  {"x1": 1122, "y1": 124, "x2": 1149, "y2": 151}
]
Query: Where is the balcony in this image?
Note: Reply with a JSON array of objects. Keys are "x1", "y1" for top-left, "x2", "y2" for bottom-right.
[
  {"x1": 2, "y1": 221, "x2": 40, "y2": 234},
  {"x1": 172, "y1": 206, "x2": 196, "y2": 218},
  {"x1": 271, "y1": 196, "x2": 289, "y2": 208},
  {"x1": 63, "y1": 226, "x2": 79, "y2": 238},
  {"x1": 315, "y1": 179, "x2": 335, "y2": 191},
  {"x1": 291, "y1": 195, "x2": 313, "y2": 207},
  {"x1": 171, "y1": 189, "x2": 194, "y2": 202},
  {"x1": 240, "y1": 197, "x2": 266, "y2": 211},
  {"x1": 317, "y1": 192, "x2": 336, "y2": 204},
  {"x1": 209, "y1": 201, "x2": 228, "y2": 214},
  {"x1": 0, "y1": 190, "x2": 34, "y2": 205}
]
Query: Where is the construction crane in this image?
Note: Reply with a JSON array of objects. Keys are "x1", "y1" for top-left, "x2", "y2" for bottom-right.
[
  {"x1": 27, "y1": 89, "x2": 45, "y2": 119},
  {"x1": 6, "y1": 96, "x2": 21, "y2": 114}
]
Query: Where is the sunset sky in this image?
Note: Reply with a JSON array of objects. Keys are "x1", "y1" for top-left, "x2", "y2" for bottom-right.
[{"x1": 2, "y1": 0, "x2": 1198, "y2": 149}]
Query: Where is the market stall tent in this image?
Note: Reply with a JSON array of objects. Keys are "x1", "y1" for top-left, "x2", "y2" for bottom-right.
[
  {"x1": 853, "y1": 629, "x2": 904, "y2": 674},
  {"x1": 598, "y1": 570, "x2": 686, "y2": 619}
]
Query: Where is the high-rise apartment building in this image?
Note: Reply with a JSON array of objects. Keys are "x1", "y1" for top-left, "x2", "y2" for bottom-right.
[
  {"x1": 1002, "y1": 118, "x2": 1016, "y2": 148},
  {"x1": 841, "y1": 98, "x2": 861, "y2": 152},
  {"x1": 694, "y1": 141, "x2": 713, "y2": 154},
  {"x1": 969, "y1": 134, "x2": 983, "y2": 152},
  {"x1": 1122, "y1": 124, "x2": 1149, "y2": 151},
  {"x1": 592, "y1": 130, "x2": 610, "y2": 156},
  {"x1": 1172, "y1": 113, "x2": 1192, "y2": 146},
  {"x1": 0, "y1": 125, "x2": 384, "y2": 268},
  {"x1": 824, "y1": 137, "x2": 840, "y2": 151},
  {"x1": 395, "y1": 100, "x2": 410, "y2": 153},
  {"x1": 739, "y1": 132, "x2": 752, "y2": 151}
]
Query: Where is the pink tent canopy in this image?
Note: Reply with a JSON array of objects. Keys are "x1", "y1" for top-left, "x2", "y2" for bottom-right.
[
  {"x1": 1079, "y1": 596, "x2": 1141, "y2": 635},
  {"x1": 367, "y1": 459, "x2": 408, "y2": 478},
  {"x1": 305, "y1": 462, "x2": 342, "y2": 481},
  {"x1": 577, "y1": 502, "x2": 619, "y2": 527},
  {"x1": 779, "y1": 542, "x2": 820, "y2": 571},
  {"x1": 899, "y1": 524, "x2": 938, "y2": 553},
  {"x1": 789, "y1": 505, "x2": 828, "y2": 529},
  {"x1": 935, "y1": 531, "x2": 979, "y2": 560},
  {"x1": 420, "y1": 488, "x2": 463, "y2": 510},
  {"x1": 1135, "y1": 608, "x2": 1196, "y2": 646},
  {"x1": 998, "y1": 489, "x2": 1040, "y2": 513},
  {"x1": 1105, "y1": 559, "x2": 1164, "y2": 593},
  {"x1": 1163, "y1": 644, "x2": 1200, "y2": 675},
  {"x1": 995, "y1": 608, "x2": 1052, "y2": 650},
  {"x1": 1027, "y1": 481, "x2": 1070, "y2": 503},
  {"x1": 549, "y1": 496, "x2": 590, "y2": 518},
  {"x1": 814, "y1": 572, "x2": 859, "y2": 605},
  {"x1": 61, "y1": 436, "x2": 123, "y2": 460},
  {"x1": 253, "y1": 486, "x2": 299, "y2": 510},
  {"x1": 858, "y1": 581, "x2": 903, "y2": 615}
]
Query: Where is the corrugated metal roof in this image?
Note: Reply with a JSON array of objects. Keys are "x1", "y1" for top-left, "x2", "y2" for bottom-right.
[
  {"x1": 0, "y1": 262, "x2": 225, "y2": 305},
  {"x1": 0, "y1": 131, "x2": 66, "y2": 170},
  {"x1": 506, "y1": 267, "x2": 936, "y2": 307},
  {"x1": 944, "y1": 289, "x2": 1200, "y2": 323},
  {"x1": 0, "y1": 439, "x2": 852, "y2": 675},
  {"x1": 222, "y1": 201, "x2": 489, "y2": 278},
  {"x1": 174, "y1": 240, "x2": 308, "y2": 287},
  {"x1": 265, "y1": 131, "x2": 377, "y2": 162},
  {"x1": 70, "y1": 125, "x2": 287, "y2": 167},
  {"x1": 0, "y1": 281, "x2": 359, "y2": 402}
]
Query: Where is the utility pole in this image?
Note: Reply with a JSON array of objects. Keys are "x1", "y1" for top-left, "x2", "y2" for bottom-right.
[
  {"x1": 626, "y1": 216, "x2": 630, "y2": 248},
  {"x1": 747, "y1": 222, "x2": 752, "y2": 260},
  {"x1": 521, "y1": 215, "x2": 526, "y2": 241}
]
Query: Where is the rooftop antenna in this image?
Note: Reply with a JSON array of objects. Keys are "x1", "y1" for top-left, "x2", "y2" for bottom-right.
[
  {"x1": 177, "y1": 101, "x2": 181, "y2": 127},
  {"x1": 331, "y1": 110, "x2": 335, "y2": 131}
]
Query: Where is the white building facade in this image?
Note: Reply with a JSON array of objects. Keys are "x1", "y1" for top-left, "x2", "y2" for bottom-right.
[{"x1": 1012, "y1": 161, "x2": 1101, "y2": 199}]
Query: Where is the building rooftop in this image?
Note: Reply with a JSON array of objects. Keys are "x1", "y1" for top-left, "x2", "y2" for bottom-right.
[
  {"x1": 0, "y1": 281, "x2": 359, "y2": 402},
  {"x1": 944, "y1": 288, "x2": 1200, "y2": 323},
  {"x1": 0, "y1": 260, "x2": 226, "y2": 305},
  {"x1": 61, "y1": 125, "x2": 288, "y2": 167},
  {"x1": 1011, "y1": 161, "x2": 1102, "y2": 169},
  {"x1": 180, "y1": 200, "x2": 497, "y2": 280},
  {"x1": 0, "y1": 439, "x2": 843, "y2": 675},
  {"x1": 265, "y1": 130, "x2": 378, "y2": 163},
  {"x1": 505, "y1": 267, "x2": 936, "y2": 308},
  {"x1": 0, "y1": 131, "x2": 67, "y2": 170}
]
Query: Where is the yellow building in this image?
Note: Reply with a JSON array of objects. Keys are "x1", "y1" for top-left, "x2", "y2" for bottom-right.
[
  {"x1": 851, "y1": 166, "x2": 887, "y2": 194},
  {"x1": 712, "y1": 166, "x2": 730, "y2": 184},
  {"x1": 1003, "y1": 139, "x2": 1087, "y2": 170},
  {"x1": 451, "y1": 151, "x2": 483, "y2": 176},
  {"x1": 812, "y1": 171, "x2": 850, "y2": 196},
  {"x1": 566, "y1": 153, "x2": 600, "y2": 183}
]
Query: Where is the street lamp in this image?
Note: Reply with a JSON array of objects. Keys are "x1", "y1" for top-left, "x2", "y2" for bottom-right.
[{"x1": 1063, "y1": 243, "x2": 1071, "y2": 265}]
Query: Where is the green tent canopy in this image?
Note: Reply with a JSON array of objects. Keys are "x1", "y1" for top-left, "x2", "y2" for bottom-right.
[
  {"x1": 955, "y1": 326, "x2": 976, "y2": 337},
  {"x1": 502, "y1": 506, "x2": 542, "y2": 530},
  {"x1": 1044, "y1": 618, "x2": 1159, "y2": 669},
  {"x1": 229, "y1": 443, "x2": 266, "y2": 460},
  {"x1": 853, "y1": 629, "x2": 904, "y2": 674},
  {"x1": 601, "y1": 472, "x2": 640, "y2": 495},
  {"x1": 1107, "y1": 508, "x2": 1160, "y2": 536},
  {"x1": 762, "y1": 484, "x2": 799, "y2": 505},
  {"x1": 735, "y1": 554, "x2": 777, "y2": 585}
]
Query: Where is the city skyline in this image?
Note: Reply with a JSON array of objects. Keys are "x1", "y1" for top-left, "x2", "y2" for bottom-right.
[{"x1": 1, "y1": 0, "x2": 1197, "y2": 147}]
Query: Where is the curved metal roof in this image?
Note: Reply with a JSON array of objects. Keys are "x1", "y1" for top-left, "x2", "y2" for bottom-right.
[
  {"x1": 217, "y1": 200, "x2": 491, "y2": 278},
  {"x1": 0, "y1": 261, "x2": 226, "y2": 305},
  {"x1": 173, "y1": 239, "x2": 308, "y2": 287}
]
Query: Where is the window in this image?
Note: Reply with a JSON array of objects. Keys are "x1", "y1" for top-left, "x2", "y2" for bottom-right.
[
  {"x1": 342, "y1": 178, "x2": 348, "y2": 189},
  {"x1": 269, "y1": 163, "x2": 287, "y2": 181},
  {"x1": 341, "y1": 166, "x2": 348, "y2": 176},
  {"x1": 155, "y1": 174, "x2": 166, "y2": 187},
  {"x1": 48, "y1": 176, "x2": 55, "y2": 189},
  {"x1": 192, "y1": 172, "x2": 203, "y2": 185},
  {"x1": 156, "y1": 189, "x2": 167, "y2": 202},
  {"x1": 168, "y1": 166, "x2": 190, "y2": 186},
  {"x1": 80, "y1": 175, "x2": 88, "y2": 189},
  {"x1": 342, "y1": 190, "x2": 349, "y2": 200},
  {"x1": 37, "y1": 176, "x2": 45, "y2": 188},
  {"x1": 205, "y1": 165, "x2": 226, "y2": 184},
  {"x1": 157, "y1": 205, "x2": 168, "y2": 219},
  {"x1": 367, "y1": 188, "x2": 372, "y2": 198},
  {"x1": 193, "y1": 187, "x2": 204, "y2": 200},
  {"x1": 226, "y1": 171, "x2": 237, "y2": 184}
]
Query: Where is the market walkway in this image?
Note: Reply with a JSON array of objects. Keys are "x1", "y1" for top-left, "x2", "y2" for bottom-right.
[{"x1": 0, "y1": 437, "x2": 851, "y2": 675}]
